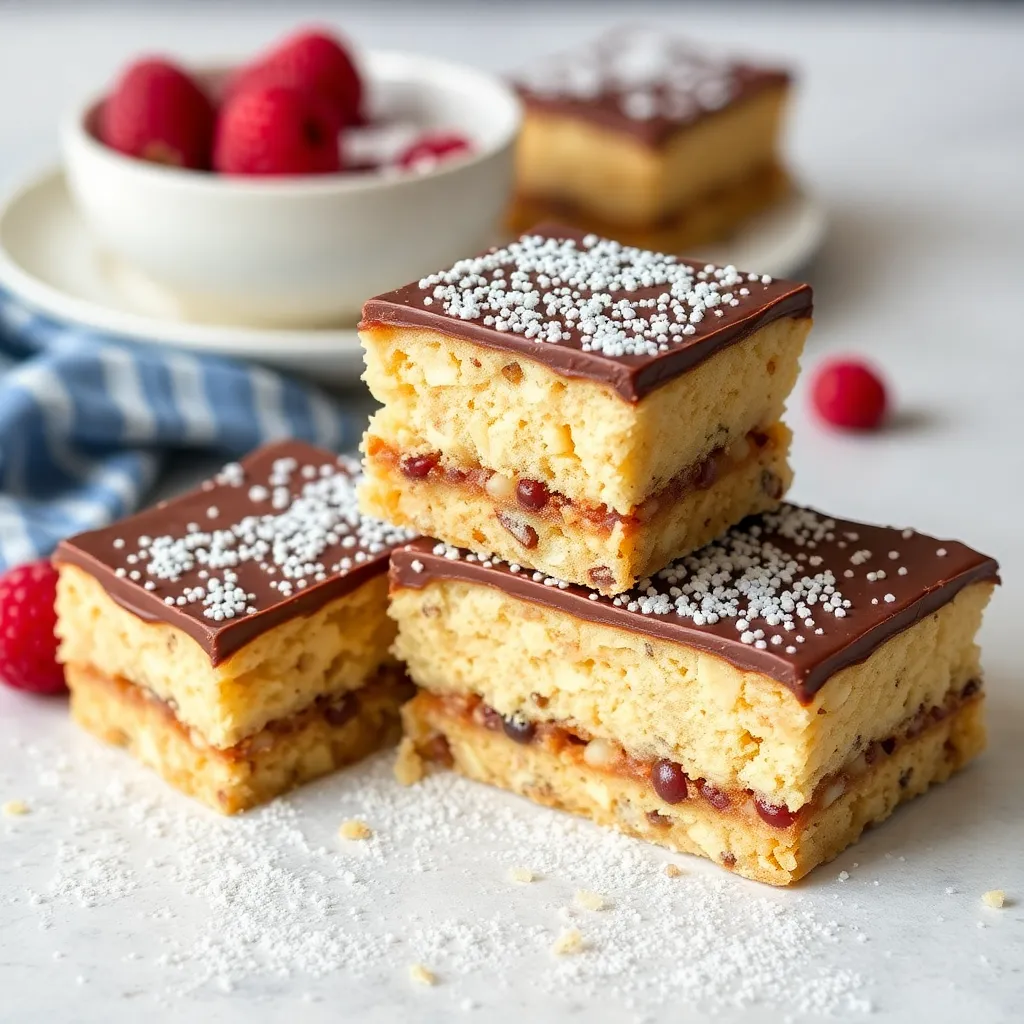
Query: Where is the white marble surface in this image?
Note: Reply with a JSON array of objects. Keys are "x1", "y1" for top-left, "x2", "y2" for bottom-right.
[{"x1": 2, "y1": 3, "x2": 1023, "y2": 1022}]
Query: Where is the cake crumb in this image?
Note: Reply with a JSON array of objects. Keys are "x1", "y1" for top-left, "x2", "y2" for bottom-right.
[
  {"x1": 552, "y1": 927, "x2": 584, "y2": 956},
  {"x1": 982, "y1": 890, "x2": 1006, "y2": 909},
  {"x1": 339, "y1": 819, "x2": 372, "y2": 841},
  {"x1": 508, "y1": 866, "x2": 534, "y2": 884},
  {"x1": 838, "y1": 870, "x2": 850, "y2": 882},
  {"x1": 2, "y1": 799, "x2": 29, "y2": 816},
  {"x1": 409, "y1": 963, "x2": 436, "y2": 986},
  {"x1": 664, "y1": 863, "x2": 682, "y2": 878},
  {"x1": 574, "y1": 889, "x2": 605, "y2": 911},
  {"x1": 393, "y1": 738, "x2": 426, "y2": 786}
]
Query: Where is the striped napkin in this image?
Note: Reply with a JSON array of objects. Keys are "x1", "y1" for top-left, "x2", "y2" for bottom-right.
[{"x1": 0, "y1": 290, "x2": 359, "y2": 571}]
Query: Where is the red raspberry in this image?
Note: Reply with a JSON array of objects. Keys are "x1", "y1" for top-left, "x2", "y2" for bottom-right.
[
  {"x1": 811, "y1": 358, "x2": 888, "y2": 430},
  {"x1": 214, "y1": 86, "x2": 342, "y2": 176},
  {"x1": 230, "y1": 29, "x2": 363, "y2": 128},
  {"x1": 100, "y1": 58, "x2": 215, "y2": 170},
  {"x1": 397, "y1": 132, "x2": 473, "y2": 172},
  {"x1": 0, "y1": 561, "x2": 66, "y2": 696}
]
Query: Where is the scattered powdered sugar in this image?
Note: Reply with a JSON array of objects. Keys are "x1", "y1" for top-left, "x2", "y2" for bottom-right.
[{"x1": 4, "y1": 731, "x2": 872, "y2": 1017}]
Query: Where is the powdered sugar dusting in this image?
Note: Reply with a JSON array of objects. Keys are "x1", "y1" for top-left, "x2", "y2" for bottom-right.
[{"x1": 4, "y1": 729, "x2": 872, "y2": 1017}]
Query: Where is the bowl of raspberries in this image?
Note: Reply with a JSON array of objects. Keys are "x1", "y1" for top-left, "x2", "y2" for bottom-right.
[{"x1": 61, "y1": 28, "x2": 521, "y2": 327}]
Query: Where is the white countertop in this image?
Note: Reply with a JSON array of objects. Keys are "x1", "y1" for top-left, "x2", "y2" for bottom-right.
[{"x1": 1, "y1": 4, "x2": 1023, "y2": 1022}]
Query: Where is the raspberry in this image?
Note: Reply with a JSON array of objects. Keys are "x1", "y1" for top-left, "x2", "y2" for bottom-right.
[
  {"x1": 100, "y1": 58, "x2": 215, "y2": 170},
  {"x1": 810, "y1": 358, "x2": 888, "y2": 430},
  {"x1": 230, "y1": 29, "x2": 363, "y2": 127},
  {"x1": 397, "y1": 132, "x2": 473, "y2": 172},
  {"x1": 0, "y1": 561, "x2": 66, "y2": 696},
  {"x1": 213, "y1": 86, "x2": 342, "y2": 176}
]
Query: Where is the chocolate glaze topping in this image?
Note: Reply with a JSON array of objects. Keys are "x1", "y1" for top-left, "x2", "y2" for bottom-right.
[
  {"x1": 390, "y1": 506, "x2": 998, "y2": 703},
  {"x1": 512, "y1": 27, "x2": 790, "y2": 147},
  {"x1": 55, "y1": 441, "x2": 416, "y2": 666},
  {"x1": 360, "y1": 224, "x2": 811, "y2": 403}
]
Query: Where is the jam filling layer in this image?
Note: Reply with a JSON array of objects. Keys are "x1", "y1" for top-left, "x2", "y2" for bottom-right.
[
  {"x1": 367, "y1": 425, "x2": 785, "y2": 550},
  {"x1": 77, "y1": 662, "x2": 413, "y2": 762},
  {"x1": 416, "y1": 680, "x2": 982, "y2": 831}
]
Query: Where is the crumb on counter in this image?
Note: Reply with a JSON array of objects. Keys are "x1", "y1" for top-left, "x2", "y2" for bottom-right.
[
  {"x1": 664, "y1": 863, "x2": 682, "y2": 878},
  {"x1": 339, "y1": 819, "x2": 372, "y2": 841},
  {"x1": 508, "y1": 866, "x2": 534, "y2": 884},
  {"x1": 2, "y1": 799, "x2": 29, "y2": 816},
  {"x1": 574, "y1": 889, "x2": 605, "y2": 911},
  {"x1": 552, "y1": 927, "x2": 584, "y2": 956},
  {"x1": 982, "y1": 890, "x2": 1006, "y2": 909},
  {"x1": 409, "y1": 963, "x2": 436, "y2": 986}
]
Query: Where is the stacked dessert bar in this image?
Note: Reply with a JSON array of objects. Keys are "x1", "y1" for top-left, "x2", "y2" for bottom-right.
[
  {"x1": 507, "y1": 28, "x2": 793, "y2": 253},
  {"x1": 360, "y1": 226, "x2": 999, "y2": 884},
  {"x1": 55, "y1": 441, "x2": 415, "y2": 814}
]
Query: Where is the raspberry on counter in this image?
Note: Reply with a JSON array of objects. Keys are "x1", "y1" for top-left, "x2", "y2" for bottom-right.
[
  {"x1": 811, "y1": 358, "x2": 888, "y2": 431},
  {"x1": 0, "y1": 560, "x2": 66, "y2": 695}
]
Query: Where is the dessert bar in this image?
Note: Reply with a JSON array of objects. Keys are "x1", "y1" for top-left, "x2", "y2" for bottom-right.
[
  {"x1": 55, "y1": 441, "x2": 415, "y2": 814},
  {"x1": 508, "y1": 28, "x2": 792, "y2": 252},
  {"x1": 360, "y1": 225, "x2": 811, "y2": 595},
  {"x1": 390, "y1": 507, "x2": 997, "y2": 884}
]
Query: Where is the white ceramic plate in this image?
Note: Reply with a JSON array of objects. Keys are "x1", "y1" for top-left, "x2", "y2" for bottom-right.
[
  {"x1": 697, "y1": 182, "x2": 828, "y2": 278},
  {"x1": 0, "y1": 168, "x2": 364, "y2": 384},
  {"x1": 0, "y1": 166, "x2": 826, "y2": 385}
]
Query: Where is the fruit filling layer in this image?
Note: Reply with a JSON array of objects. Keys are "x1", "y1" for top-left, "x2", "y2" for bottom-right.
[
  {"x1": 365, "y1": 424, "x2": 787, "y2": 542},
  {"x1": 83, "y1": 663, "x2": 412, "y2": 761},
  {"x1": 414, "y1": 680, "x2": 983, "y2": 830}
]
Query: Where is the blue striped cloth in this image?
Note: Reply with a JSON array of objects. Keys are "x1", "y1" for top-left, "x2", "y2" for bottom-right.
[{"x1": 0, "y1": 289, "x2": 359, "y2": 571}]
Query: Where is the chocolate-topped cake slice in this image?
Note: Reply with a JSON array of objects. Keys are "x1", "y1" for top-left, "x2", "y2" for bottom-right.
[
  {"x1": 55, "y1": 440, "x2": 416, "y2": 814},
  {"x1": 359, "y1": 225, "x2": 811, "y2": 594},
  {"x1": 508, "y1": 27, "x2": 793, "y2": 252},
  {"x1": 390, "y1": 506, "x2": 998, "y2": 885}
]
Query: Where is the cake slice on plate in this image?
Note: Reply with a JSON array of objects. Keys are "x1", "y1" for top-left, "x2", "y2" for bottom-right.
[{"x1": 508, "y1": 27, "x2": 793, "y2": 251}]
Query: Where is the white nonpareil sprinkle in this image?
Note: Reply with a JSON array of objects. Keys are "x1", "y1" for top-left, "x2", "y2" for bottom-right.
[
  {"x1": 109, "y1": 456, "x2": 414, "y2": 623},
  {"x1": 515, "y1": 28, "x2": 751, "y2": 125},
  {"x1": 424, "y1": 507, "x2": 858, "y2": 643},
  {"x1": 416, "y1": 232, "x2": 774, "y2": 361}
]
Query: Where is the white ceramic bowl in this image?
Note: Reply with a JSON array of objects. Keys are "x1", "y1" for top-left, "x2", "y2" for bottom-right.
[{"x1": 61, "y1": 51, "x2": 521, "y2": 328}]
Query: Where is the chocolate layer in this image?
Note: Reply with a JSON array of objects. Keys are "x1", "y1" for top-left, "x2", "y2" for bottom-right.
[
  {"x1": 55, "y1": 441, "x2": 415, "y2": 665},
  {"x1": 390, "y1": 506, "x2": 998, "y2": 702},
  {"x1": 514, "y1": 29, "x2": 790, "y2": 148},
  {"x1": 361, "y1": 224, "x2": 812, "y2": 403}
]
